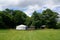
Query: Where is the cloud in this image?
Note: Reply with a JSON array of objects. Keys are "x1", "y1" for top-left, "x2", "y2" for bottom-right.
[
  {"x1": 0, "y1": 0, "x2": 60, "y2": 16},
  {"x1": 52, "y1": 5, "x2": 60, "y2": 14},
  {"x1": 0, "y1": 0, "x2": 20, "y2": 10},
  {"x1": 21, "y1": 0, "x2": 60, "y2": 16},
  {"x1": 24, "y1": 5, "x2": 41, "y2": 17}
]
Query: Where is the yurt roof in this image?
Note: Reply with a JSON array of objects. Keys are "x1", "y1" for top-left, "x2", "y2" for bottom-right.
[{"x1": 17, "y1": 24, "x2": 27, "y2": 28}]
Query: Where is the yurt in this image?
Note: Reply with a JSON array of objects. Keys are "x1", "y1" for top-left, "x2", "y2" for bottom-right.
[
  {"x1": 41, "y1": 25, "x2": 46, "y2": 29},
  {"x1": 16, "y1": 24, "x2": 27, "y2": 30}
]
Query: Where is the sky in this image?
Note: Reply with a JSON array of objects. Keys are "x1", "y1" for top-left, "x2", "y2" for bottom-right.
[{"x1": 0, "y1": 0, "x2": 60, "y2": 17}]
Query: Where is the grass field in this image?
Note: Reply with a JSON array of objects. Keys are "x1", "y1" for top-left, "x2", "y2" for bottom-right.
[{"x1": 0, "y1": 29, "x2": 60, "y2": 40}]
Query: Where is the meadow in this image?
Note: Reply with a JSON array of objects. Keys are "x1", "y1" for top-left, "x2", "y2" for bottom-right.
[{"x1": 0, "y1": 29, "x2": 60, "y2": 40}]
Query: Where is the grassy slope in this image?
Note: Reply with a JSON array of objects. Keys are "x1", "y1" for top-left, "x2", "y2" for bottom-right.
[{"x1": 0, "y1": 29, "x2": 60, "y2": 40}]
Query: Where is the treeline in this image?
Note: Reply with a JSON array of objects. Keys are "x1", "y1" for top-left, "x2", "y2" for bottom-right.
[{"x1": 0, "y1": 8, "x2": 60, "y2": 29}]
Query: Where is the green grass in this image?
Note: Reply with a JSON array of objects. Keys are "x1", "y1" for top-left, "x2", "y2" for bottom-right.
[{"x1": 0, "y1": 29, "x2": 60, "y2": 40}]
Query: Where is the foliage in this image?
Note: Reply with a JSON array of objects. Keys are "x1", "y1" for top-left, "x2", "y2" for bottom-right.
[
  {"x1": 42, "y1": 9, "x2": 58, "y2": 28},
  {"x1": 56, "y1": 22, "x2": 60, "y2": 29},
  {"x1": 24, "y1": 16, "x2": 32, "y2": 27},
  {"x1": 31, "y1": 11, "x2": 43, "y2": 29},
  {"x1": 0, "y1": 8, "x2": 59, "y2": 29},
  {"x1": 0, "y1": 8, "x2": 27, "y2": 29}
]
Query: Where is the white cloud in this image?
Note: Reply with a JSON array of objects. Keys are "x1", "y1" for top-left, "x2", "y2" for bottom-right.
[
  {"x1": 0, "y1": 0, "x2": 19, "y2": 6},
  {"x1": 24, "y1": 5, "x2": 40, "y2": 17},
  {"x1": 22, "y1": 0, "x2": 60, "y2": 16},
  {"x1": 52, "y1": 5, "x2": 60, "y2": 14},
  {"x1": 0, "y1": 0, "x2": 60, "y2": 16},
  {"x1": 0, "y1": 5, "x2": 3, "y2": 10},
  {"x1": 0, "y1": 0, "x2": 20, "y2": 10}
]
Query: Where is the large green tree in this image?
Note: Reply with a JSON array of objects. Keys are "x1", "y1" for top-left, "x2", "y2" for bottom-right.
[
  {"x1": 24, "y1": 16, "x2": 32, "y2": 27},
  {"x1": 0, "y1": 9, "x2": 27, "y2": 29},
  {"x1": 13, "y1": 10, "x2": 27, "y2": 25},
  {"x1": 42, "y1": 9, "x2": 58, "y2": 28},
  {"x1": 31, "y1": 11, "x2": 42, "y2": 29},
  {"x1": 0, "y1": 8, "x2": 59, "y2": 29}
]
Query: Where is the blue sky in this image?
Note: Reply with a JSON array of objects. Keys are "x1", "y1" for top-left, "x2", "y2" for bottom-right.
[{"x1": 0, "y1": 0, "x2": 60, "y2": 17}]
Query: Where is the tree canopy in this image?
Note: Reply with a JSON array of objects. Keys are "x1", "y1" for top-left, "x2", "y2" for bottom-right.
[{"x1": 0, "y1": 8, "x2": 59, "y2": 29}]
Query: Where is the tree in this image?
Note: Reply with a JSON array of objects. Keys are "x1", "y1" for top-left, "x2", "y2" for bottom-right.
[
  {"x1": 24, "y1": 16, "x2": 32, "y2": 27},
  {"x1": 31, "y1": 11, "x2": 42, "y2": 29},
  {"x1": 0, "y1": 11, "x2": 5, "y2": 29},
  {"x1": 42, "y1": 9, "x2": 58, "y2": 28},
  {"x1": 2, "y1": 9, "x2": 15, "y2": 28},
  {"x1": 56, "y1": 22, "x2": 60, "y2": 29},
  {"x1": 0, "y1": 8, "x2": 59, "y2": 29},
  {"x1": 13, "y1": 10, "x2": 27, "y2": 25},
  {"x1": 0, "y1": 9, "x2": 27, "y2": 29}
]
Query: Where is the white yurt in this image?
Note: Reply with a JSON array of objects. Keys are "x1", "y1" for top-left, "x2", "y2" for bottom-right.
[
  {"x1": 41, "y1": 25, "x2": 46, "y2": 29},
  {"x1": 16, "y1": 24, "x2": 27, "y2": 30}
]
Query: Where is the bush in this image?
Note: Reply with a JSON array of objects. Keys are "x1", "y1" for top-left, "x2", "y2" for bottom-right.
[{"x1": 56, "y1": 22, "x2": 60, "y2": 29}]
